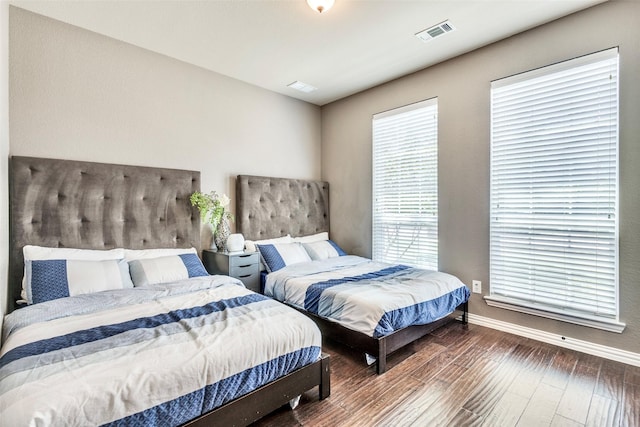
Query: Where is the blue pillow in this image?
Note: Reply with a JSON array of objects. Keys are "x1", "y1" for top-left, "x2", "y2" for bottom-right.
[
  {"x1": 257, "y1": 242, "x2": 312, "y2": 272},
  {"x1": 26, "y1": 259, "x2": 133, "y2": 304},
  {"x1": 128, "y1": 253, "x2": 208, "y2": 286}
]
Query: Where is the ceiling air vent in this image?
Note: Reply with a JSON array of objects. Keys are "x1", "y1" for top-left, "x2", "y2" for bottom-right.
[
  {"x1": 415, "y1": 20, "x2": 455, "y2": 43},
  {"x1": 287, "y1": 81, "x2": 317, "y2": 93}
]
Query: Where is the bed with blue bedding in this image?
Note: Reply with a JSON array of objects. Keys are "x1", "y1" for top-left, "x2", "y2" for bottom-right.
[
  {"x1": 265, "y1": 255, "x2": 470, "y2": 340},
  {"x1": 236, "y1": 174, "x2": 470, "y2": 374},
  {"x1": 4, "y1": 157, "x2": 330, "y2": 426},
  {"x1": 0, "y1": 275, "x2": 326, "y2": 426}
]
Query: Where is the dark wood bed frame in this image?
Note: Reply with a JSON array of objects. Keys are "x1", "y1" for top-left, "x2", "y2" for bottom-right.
[
  {"x1": 298, "y1": 304, "x2": 467, "y2": 374},
  {"x1": 185, "y1": 354, "x2": 330, "y2": 427},
  {"x1": 8, "y1": 157, "x2": 330, "y2": 427},
  {"x1": 236, "y1": 174, "x2": 469, "y2": 375}
]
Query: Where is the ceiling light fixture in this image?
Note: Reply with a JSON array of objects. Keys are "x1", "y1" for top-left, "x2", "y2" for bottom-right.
[{"x1": 307, "y1": 0, "x2": 334, "y2": 14}]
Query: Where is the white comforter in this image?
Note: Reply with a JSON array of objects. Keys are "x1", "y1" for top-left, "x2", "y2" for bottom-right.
[
  {"x1": 265, "y1": 256, "x2": 470, "y2": 338},
  {"x1": 0, "y1": 276, "x2": 321, "y2": 426}
]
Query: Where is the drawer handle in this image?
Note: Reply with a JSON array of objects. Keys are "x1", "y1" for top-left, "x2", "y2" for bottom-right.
[
  {"x1": 238, "y1": 264, "x2": 252, "y2": 268},
  {"x1": 239, "y1": 254, "x2": 253, "y2": 258},
  {"x1": 239, "y1": 274, "x2": 252, "y2": 278}
]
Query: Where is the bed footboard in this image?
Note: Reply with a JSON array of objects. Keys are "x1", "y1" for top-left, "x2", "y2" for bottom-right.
[
  {"x1": 375, "y1": 302, "x2": 468, "y2": 374},
  {"x1": 297, "y1": 303, "x2": 467, "y2": 375},
  {"x1": 184, "y1": 353, "x2": 330, "y2": 427}
]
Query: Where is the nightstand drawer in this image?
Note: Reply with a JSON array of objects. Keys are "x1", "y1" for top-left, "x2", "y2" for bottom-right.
[
  {"x1": 202, "y1": 250, "x2": 262, "y2": 293},
  {"x1": 229, "y1": 261, "x2": 259, "y2": 277},
  {"x1": 229, "y1": 252, "x2": 260, "y2": 268},
  {"x1": 236, "y1": 270, "x2": 260, "y2": 293}
]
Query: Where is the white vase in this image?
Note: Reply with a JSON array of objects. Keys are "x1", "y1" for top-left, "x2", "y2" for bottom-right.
[{"x1": 226, "y1": 234, "x2": 245, "y2": 253}]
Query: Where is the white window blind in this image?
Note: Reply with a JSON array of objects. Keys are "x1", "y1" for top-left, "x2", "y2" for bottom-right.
[
  {"x1": 488, "y1": 48, "x2": 621, "y2": 331},
  {"x1": 372, "y1": 98, "x2": 438, "y2": 270}
]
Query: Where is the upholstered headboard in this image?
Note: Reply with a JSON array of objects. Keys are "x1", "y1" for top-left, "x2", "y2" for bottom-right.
[
  {"x1": 8, "y1": 156, "x2": 201, "y2": 311},
  {"x1": 236, "y1": 175, "x2": 329, "y2": 241}
]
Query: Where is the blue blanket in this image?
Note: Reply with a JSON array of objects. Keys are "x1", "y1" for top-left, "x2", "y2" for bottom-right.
[
  {"x1": 0, "y1": 276, "x2": 321, "y2": 426},
  {"x1": 265, "y1": 256, "x2": 470, "y2": 338}
]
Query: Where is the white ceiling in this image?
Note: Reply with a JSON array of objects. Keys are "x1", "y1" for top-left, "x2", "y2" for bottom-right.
[{"x1": 11, "y1": 0, "x2": 607, "y2": 106}]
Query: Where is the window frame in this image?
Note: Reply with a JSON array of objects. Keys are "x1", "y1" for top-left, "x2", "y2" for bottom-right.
[
  {"x1": 486, "y1": 48, "x2": 623, "y2": 332},
  {"x1": 372, "y1": 98, "x2": 439, "y2": 270}
]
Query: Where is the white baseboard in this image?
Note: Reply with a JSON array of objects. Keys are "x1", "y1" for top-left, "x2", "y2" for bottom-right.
[{"x1": 467, "y1": 313, "x2": 640, "y2": 367}]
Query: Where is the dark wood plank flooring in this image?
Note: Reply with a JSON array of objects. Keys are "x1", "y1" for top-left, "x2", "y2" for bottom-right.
[{"x1": 252, "y1": 322, "x2": 640, "y2": 427}]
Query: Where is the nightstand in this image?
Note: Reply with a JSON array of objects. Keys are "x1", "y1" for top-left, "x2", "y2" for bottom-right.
[{"x1": 202, "y1": 250, "x2": 261, "y2": 293}]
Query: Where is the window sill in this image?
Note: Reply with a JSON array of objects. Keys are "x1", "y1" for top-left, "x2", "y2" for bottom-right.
[{"x1": 484, "y1": 295, "x2": 626, "y2": 333}]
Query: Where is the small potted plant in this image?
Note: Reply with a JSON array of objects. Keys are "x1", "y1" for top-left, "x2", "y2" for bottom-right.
[{"x1": 190, "y1": 190, "x2": 233, "y2": 251}]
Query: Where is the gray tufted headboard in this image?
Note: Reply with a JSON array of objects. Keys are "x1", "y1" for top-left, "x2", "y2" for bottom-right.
[
  {"x1": 236, "y1": 175, "x2": 329, "y2": 241},
  {"x1": 8, "y1": 156, "x2": 201, "y2": 312}
]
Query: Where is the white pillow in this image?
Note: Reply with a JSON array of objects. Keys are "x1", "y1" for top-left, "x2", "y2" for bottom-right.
[
  {"x1": 303, "y1": 240, "x2": 347, "y2": 260},
  {"x1": 244, "y1": 235, "x2": 293, "y2": 253},
  {"x1": 292, "y1": 232, "x2": 329, "y2": 243},
  {"x1": 21, "y1": 246, "x2": 126, "y2": 302},
  {"x1": 128, "y1": 253, "x2": 209, "y2": 287},
  {"x1": 256, "y1": 242, "x2": 312, "y2": 272},
  {"x1": 25, "y1": 258, "x2": 133, "y2": 304},
  {"x1": 124, "y1": 247, "x2": 197, "y2": 261}
]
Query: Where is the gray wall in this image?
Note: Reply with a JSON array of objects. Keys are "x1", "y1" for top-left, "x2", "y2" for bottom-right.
[
  {"x1": 1, "y1": 1, "x2": 9, "y2": 326},
  {"x1": 322, "y1": 0, "x2": 640, "y2": 354},
  {"x1": 5, "y1": 6, "x2": 322, "y2": 314},
  {"x1": 9, "y1": 6, "x2": 321, "y2": 208}
]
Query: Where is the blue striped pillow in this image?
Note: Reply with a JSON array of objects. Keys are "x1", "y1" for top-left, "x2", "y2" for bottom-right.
[
  {"x1": 257, "y1": 243, "x2": 312, "y2": 272},
  {"x1": 26, "y1": 259, "x2": 133, "y2": 304}
]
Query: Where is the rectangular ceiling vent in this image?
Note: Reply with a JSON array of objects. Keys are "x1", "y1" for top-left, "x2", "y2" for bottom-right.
[
  {"x1": 415, "y1": 20, "x2": 455, "y2": 43},
  {"x1": 287, "y1": 80, "x2": 317, "y2": 93}
]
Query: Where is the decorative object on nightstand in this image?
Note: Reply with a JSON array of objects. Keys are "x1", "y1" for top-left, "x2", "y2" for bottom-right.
[
  {"x1": 213, "y1": 217, "x2": 231, "y2": 252},
  {"x1": 226, "y1": 233, "x2": 245, "y2": 253},
  {"x1": 190, "y1": 190, "x2": 234, "y2": 252},
  {"x1": 202, "y1": 250, "x2": 261, "y2": 293}
]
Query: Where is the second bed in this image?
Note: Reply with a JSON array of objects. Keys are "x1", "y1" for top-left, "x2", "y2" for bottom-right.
[{"x1": 236, "y1": 174, "x2": 470, "y2": 374}]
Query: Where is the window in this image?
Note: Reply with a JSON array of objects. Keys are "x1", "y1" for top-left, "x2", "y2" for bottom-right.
[
  {"x1": 488, "y1": 48, "x2": 622, "y2": 332},
  {"x1": 372, "y1": 98, "x2": 438, "y2": 270}
]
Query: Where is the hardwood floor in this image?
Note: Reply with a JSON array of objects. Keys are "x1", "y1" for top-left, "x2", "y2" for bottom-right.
[{"x1": 252, "y1": 322, "x2": 640, "y2": 427}]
